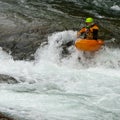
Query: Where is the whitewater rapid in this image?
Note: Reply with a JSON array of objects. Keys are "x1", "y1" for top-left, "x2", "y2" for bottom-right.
[{"x1": 0, "y1": 31, "x2": 120, "y2": 120}]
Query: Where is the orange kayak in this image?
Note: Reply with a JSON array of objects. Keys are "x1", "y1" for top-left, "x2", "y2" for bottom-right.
[{"x1": 75, "y1": 39, "x2": 104, "y2": 51}]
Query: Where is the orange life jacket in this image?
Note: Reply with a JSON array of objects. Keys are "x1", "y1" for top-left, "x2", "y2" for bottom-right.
[{"x1": 77, "y1": 24, "x2": 99, "y2": 40}]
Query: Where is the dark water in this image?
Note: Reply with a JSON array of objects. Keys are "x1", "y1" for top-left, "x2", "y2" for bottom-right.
[
  {"x1": 0, "y1": 0, "x2": 119, "y2": 39},
  {"x1": 1, "y1": 0, "x2": 120, "y2": 17}
]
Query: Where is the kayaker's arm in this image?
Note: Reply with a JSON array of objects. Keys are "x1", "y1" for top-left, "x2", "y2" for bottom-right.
[
  {"x1": 77, "y1": 31, "x2": 81, "y2": 38},
  {"x1": 77, "y1": 27, "x2": 86, "y2": 38}
]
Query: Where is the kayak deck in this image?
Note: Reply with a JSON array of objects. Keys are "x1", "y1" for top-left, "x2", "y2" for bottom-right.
[{"x1": 75, "y1": 39, "x2": 104, "y2": 51}]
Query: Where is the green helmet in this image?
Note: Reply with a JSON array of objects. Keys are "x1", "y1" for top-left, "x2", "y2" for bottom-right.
[{"x1": 85, "y1": 17, "x2": 94, "y2": 23}]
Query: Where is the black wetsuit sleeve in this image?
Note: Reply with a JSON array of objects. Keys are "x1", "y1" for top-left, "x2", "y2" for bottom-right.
[{"x1": 93, "y1": 29, "x2": 98, "y2": 40}]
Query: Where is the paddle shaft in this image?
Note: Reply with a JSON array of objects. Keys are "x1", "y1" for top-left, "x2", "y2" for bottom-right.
[{"x1": 104, "y1": 38, "x2": 116, "y2": 44}]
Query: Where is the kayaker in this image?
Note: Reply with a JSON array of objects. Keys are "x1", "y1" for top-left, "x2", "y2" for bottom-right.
[{"x1": 77, "y1": 17, "x2": 99, "y2": 40}]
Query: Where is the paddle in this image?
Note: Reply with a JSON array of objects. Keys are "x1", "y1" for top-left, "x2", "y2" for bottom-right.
[{"x1": 104, "y1": 38, "x2": 116, "y2": 44}]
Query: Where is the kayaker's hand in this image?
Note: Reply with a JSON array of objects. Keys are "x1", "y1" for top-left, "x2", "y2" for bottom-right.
[{"x1": 77, "y1": 32, "x2": 81, "y2": 38}]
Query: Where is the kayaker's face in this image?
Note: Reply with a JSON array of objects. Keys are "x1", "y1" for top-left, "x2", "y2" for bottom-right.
[
  {"x1": 86, "y1": 22, "x2": 92, "y2": 26},
  {"x1": 86, "y1": 22, "x2": 92, "y2": 28}
]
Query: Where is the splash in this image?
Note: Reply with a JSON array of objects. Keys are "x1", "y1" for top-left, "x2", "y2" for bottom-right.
[
  {"x1": 0, "y1": 31, "x2": 120, "y2": 120},
  {"x1": 35, "y1": 30, "x2": 120, "y2": 69},
  {"x1": 0, "y1": 30, "x2": 120, "y2": 83}
]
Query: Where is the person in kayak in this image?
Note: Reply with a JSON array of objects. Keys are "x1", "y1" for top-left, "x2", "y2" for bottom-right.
[{"x1": 77, "y1": 17, "x2": 99, "y2": 40}]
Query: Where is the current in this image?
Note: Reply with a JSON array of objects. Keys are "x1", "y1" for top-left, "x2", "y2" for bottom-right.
[{"x1": 0, "y1": 0, "x2": 120, "y2": 120}]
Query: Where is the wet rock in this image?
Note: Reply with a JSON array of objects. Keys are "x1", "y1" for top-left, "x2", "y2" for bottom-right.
[
  {"x1": 0, "y1": 74, "x2": 18, "y2": 84},
  {"x1": 0, "y1": 112, "x2": 15, "y2": 120},
  {"x1": 0, "y1": 24, "x2": 48, "y2": 60}
]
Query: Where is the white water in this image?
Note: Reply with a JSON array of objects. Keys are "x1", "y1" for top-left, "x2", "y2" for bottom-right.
[
  {"x1": 111, "y1": 5, "x2": 120, "y2": 11},
  {"x1": 0, "y1": 31, "x2": 120, "y2": 120}
]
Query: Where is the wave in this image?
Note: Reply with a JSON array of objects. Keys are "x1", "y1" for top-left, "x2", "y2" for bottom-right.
[
  {"x1": 0, "y1": 0, "x2": 120, "y2": 18},
  {"x1": 0, "y1": 30, "x2": 119, "y2": 83},
  {"x1": 0, "y1": 30, "x2": 120, "y2": 120}
]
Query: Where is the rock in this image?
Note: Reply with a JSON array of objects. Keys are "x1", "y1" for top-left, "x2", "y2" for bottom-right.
[
  {"x1": 0, "y1": 74, "x2": 18, "y2": 84},
  {"x1": 0, "y1": 21, "x2": 50, "y2": 60},
  {"x1": 0, "y1": 112, "x2": 14, "y2": 120}
]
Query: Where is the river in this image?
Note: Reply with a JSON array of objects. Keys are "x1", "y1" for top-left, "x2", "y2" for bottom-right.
[{"x1": 0, "y1": 0, "x2": 120, "y2": 120}]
